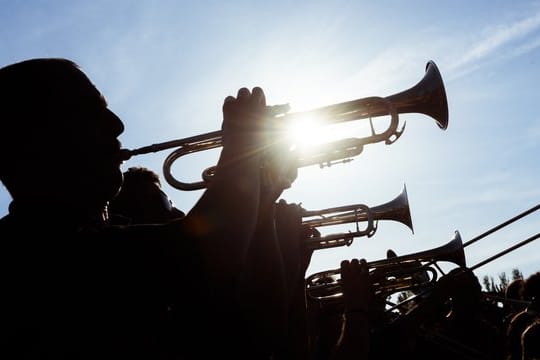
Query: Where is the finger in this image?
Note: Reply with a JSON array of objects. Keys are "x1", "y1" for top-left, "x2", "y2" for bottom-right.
[
  {"x1": 359, "y1": 258, "x2": 367, "y2": 266},
  {"x1": 222, "y1": 95, "x2": 236, "y2": 113},
  {"x1": 359, "y1": 259, "x2": 369, "y2": 274},
  {"x1": 237, "y1": 87, "x2": 251, "y2": 103},
  {"x1": 252, "y1": 86, "x2": 266, "y2": 107}
]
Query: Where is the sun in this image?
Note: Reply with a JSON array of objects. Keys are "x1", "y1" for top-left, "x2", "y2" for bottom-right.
[{"x1": 279, "y1": 107, "x2": 379, "y2": 169}]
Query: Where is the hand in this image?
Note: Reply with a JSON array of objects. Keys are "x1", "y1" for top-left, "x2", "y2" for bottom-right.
[
  {"x1": 221, "y1": 87, "x2": 268, "y2": 152},
  {"x1": 221, "y1": 87, "x2": 297, "y2": 200},
  {"x1": 259, "y1": 124, "x2": 297, "y2": 201},
  {"x1": 260, "y1": 145, "x2": 298, "y2": 201},
  {"x1": 340, "y1": 258, "x2": 372, "y2": 313}
]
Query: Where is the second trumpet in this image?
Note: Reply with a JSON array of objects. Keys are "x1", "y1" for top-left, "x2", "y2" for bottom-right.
[{"x1": 302, "y1": 185, "x2": 413, "y2": 250}]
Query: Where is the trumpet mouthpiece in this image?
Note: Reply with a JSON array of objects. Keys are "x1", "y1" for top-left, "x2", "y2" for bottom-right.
[{"x1": 119, "y1": 149, "x2": 132, "y2": 161}]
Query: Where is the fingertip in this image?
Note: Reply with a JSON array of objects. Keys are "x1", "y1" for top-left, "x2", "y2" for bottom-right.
[
  {"x1": 252, "y1": 86, "x2": 264, "y2": 97},
  {"x1": 252, "y1": 86, "x2": 266, "y2": 105},
  {"x1": 237, "y1": 87, "x2": 250, "y2": 98},
  {"x1": 223, "y1": 97, "x2": 236, "y2": 113}
]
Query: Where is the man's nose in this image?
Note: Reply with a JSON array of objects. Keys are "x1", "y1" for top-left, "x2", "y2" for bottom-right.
[{"x1": 107, "y1": 109, "x2": 125, "y2": 136}]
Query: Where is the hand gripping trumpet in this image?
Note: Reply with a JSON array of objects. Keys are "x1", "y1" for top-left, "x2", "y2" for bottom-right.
[
  {"x1": 121, "y1": 61, "x2": 448, "y2": 190},
  {"x1": 301, "y1": 184, "x2": 413, "y2": 250}
]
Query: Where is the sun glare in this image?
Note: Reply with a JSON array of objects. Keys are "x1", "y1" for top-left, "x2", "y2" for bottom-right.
[
  {"x1": 282, "y1": 110, "x2": 382, "y2": 150},
  {"x1": 285, "y1": 115, "x2": 330, "y2": 147}
]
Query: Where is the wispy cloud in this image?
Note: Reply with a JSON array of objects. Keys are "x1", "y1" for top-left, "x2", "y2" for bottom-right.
[{"x1": 448, "y1": 9, "x2": 540, "y2": 79}]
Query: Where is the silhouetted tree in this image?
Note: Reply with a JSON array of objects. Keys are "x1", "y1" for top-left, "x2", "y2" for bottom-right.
[
  {"x1": 498, "y1": 272, "x2": 509, "y2": 291},
  {"x1": 511, "y1": 268, "x2": 523, "y2": 281},
  {"x1": 483, "y1": 275, "x2": 492, "y2": 292},
  {"x1": 481, "y1": 268, "x2": 523, "y2": 294}
]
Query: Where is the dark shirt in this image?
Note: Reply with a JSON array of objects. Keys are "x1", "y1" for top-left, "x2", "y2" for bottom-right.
[{"x1": 0, "y1": 204, "x2": 209, "y2": 359}]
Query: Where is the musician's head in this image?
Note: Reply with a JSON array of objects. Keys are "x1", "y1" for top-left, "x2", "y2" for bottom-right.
[
  {"x1": 447, "y1": 267, "x2": 482, "y2": 313},
  {"x1": 505, "y1": 279, "x2": 527, "y2": 314},
  {"x1": 522, "y1": 272, "x2": 540, "y2": 303},
  {"x1": 108, "y1": 166, "x2": 185, "y2": 224},
  {"x1": 0, "y1": 58, "x2": 125, "y2": 214},
  {"x1": 506, "y1": 279, "x2": 525, "y2": 300}
]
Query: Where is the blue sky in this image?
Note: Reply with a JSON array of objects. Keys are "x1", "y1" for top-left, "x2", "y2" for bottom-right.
[{"x1": 2, "y1": 0, "x2": 540, "y2": 285}]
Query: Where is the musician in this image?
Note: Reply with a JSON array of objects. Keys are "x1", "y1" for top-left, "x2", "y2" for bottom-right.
[
  {"x1": 436, "y1": 268, "x2": 505, "y2": 360},
  {"x1": 506, "y1": 272, "x2": 540, "y2": 360},
  {"x1": 502, "y1": 279, "x2": 526, "y2": 327},
  {"x1": 373, "y1": 267, "x2": 504, "y2": 359},
  {"x1": 107, "y1": 166, "x2": 185, "y2": 225},
  {"x1": 521, "y1": 320, "x2": 540, "y2": 360},
  {"x1": 0, "y1": 58, "x2": 296, "y2": 359}
]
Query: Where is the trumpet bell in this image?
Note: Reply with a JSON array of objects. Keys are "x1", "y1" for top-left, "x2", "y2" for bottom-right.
[
  {"x1": 385, "y1": 60, "x2": 448, "y2": 130},
  {"x1": 370, "y1": 184, "x2": 414, "y2": 234},
  {"x1": 301, "y1": 184, "x2": 414, "y2": 250}
]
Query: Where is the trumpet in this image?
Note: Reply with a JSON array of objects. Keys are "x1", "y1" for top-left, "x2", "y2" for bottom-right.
[
  {"x1": 121, "y1": 61, "x2": 448, "y2": 191},
  {"x1": 306, "y1": 231, "x2": 466, "y2": 301},
  {"x1": 302, "y1": 184, "x2": 413, "y2": 250},
  {"x1": 306, "y1": 202, "x2": 540, "y2": 303}
]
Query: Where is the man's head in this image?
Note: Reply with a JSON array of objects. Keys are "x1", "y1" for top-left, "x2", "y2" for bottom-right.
[
  {"x1": 523, "y1": 272, "x2": 540, "y2": 302},
  {"x1": 0, "y1": 58, "x2": 125, "y2": 214},
  {"x1": 506, "y1": 279, "x2": 525, "y2": 300},
  {"x1": 108, "y1": 166, "x2": 184, "y2": 224}
]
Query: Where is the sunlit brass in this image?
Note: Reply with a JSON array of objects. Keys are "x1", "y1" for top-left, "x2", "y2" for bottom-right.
[
  {"x1": 306, "y1": 202, "x2": 540, "y2": 303},
  {"x1": 302, "y1": 184, "x2": 413, "y2": 250},
  {"x1": 122, "y1": 61, "x2": 448, "y2": 190},
  {"x1": 306, "y1": 231, "x2": 465, "y2": 301}
]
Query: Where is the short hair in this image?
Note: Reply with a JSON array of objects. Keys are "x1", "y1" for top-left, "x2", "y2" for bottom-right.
[
  {"x1": 506, "y1": 279, "x2": 525, "y2": 300},
  {"x1": 0, "y1": 58, "x2": 83, "y2": 126},
  {"x1": 523, "y1": 272, "x2": 540, "y2": 301},
  {"x1": 0, "y1": 58, "x2": 89, "y2": 189},
  {"x1": 122, "y1": 167, "x2": 162, "y2": 188},
  {"x1": 108, "y1": 166, "x2": 184, "y2": 224}
]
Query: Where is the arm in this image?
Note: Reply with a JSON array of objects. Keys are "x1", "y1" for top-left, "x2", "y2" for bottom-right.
[
  {"x1": 184, "y1": 87, "x2": 268, "y2": 286},
  {"x1": 236, "y1": 200, "x2": 288, "y2": 357},
  {"x1": 274, "y1": 200, "x2": 314, "y2": 359},
  {"x1": 181, "y1": 87, "x2": 297, "y2": 357},
  {"x1": 235, "y1": 163, "x2": 299, "y2": 356},
  {"x1": 331, "y1": 259, "x2": 372, "y2": 360}
]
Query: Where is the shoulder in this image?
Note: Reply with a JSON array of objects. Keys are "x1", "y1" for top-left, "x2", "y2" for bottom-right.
[
  {"x1": 82, "y1": 220, "x2": 202, "y2": 265},
  {"x1": 0, "y1": 213, "x2": 14, "y2": 230}
]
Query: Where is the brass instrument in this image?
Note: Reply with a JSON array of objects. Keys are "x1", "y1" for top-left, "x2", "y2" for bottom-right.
[
  {"x1": 121, "y1": 61, "x2": 448, "y2": 190},
  {"x1": 481, "y1": 293, "x2": 531, "y2": 307},
  {"x1": 306, "y1": 202, "x2": 540, "y2": 303},
  {"x1": 306, "y1": 231, "x2": 465, "y2": 301},
  {"x1": 302, "y1": 184, "x2": 413, "y2": 250}
]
